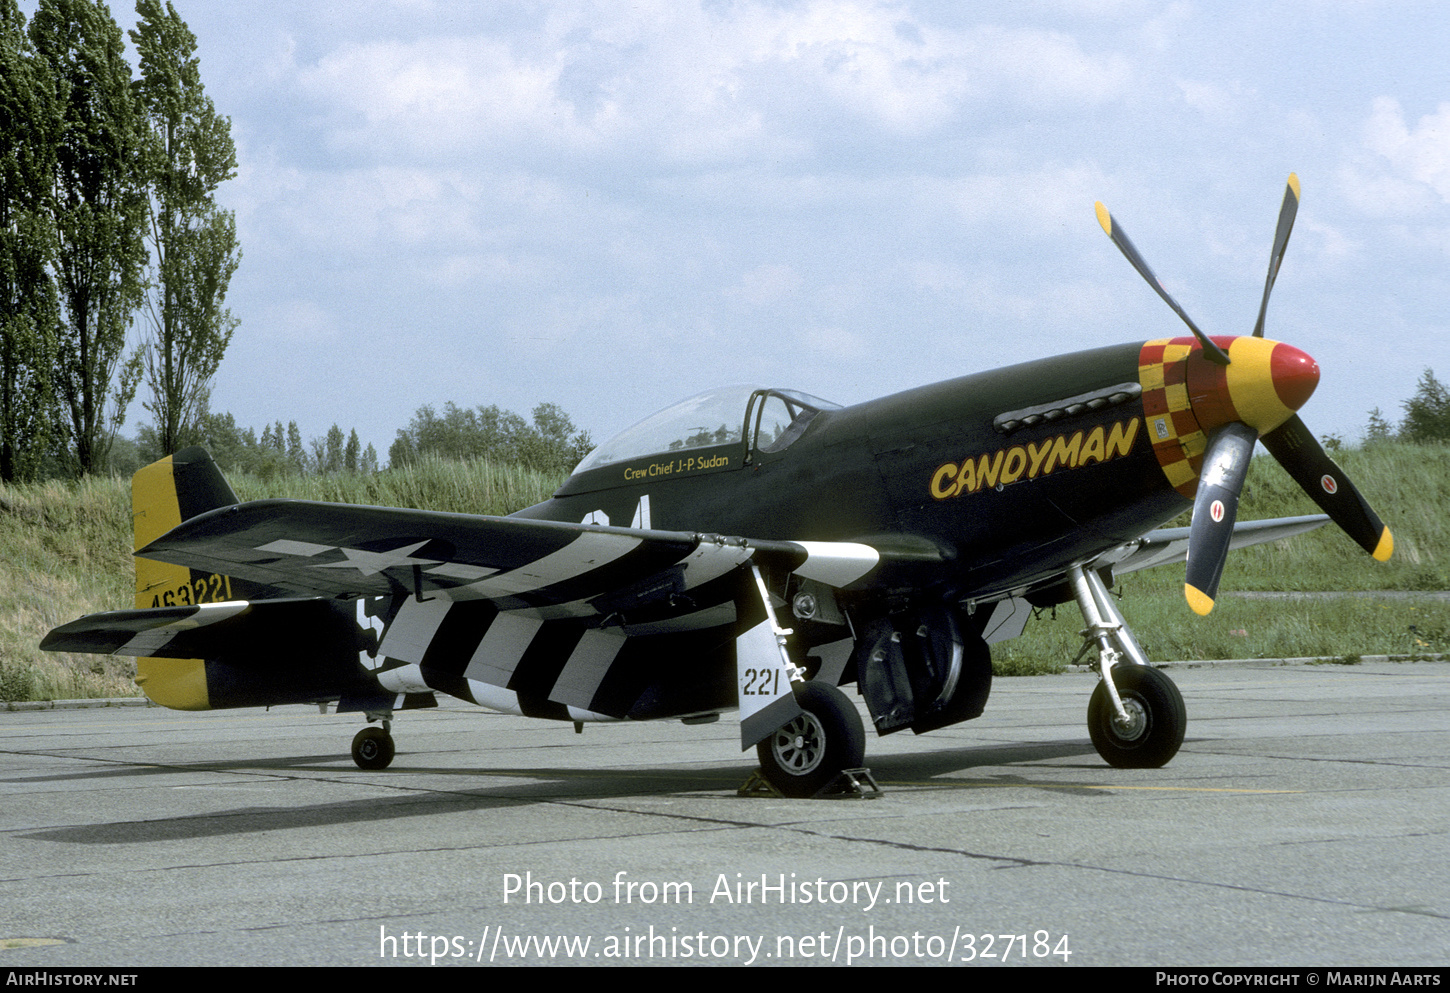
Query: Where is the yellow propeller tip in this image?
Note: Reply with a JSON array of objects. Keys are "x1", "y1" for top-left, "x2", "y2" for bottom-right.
[
  {"x1": 1185, "y1": 584, "x2": 1215, "y2": 616},
  {"x1": 1287, "y1": 173, "x2": 1301, "y2": 200},
  {"x1": 1095, "y1": 201, "x2": 1112, "y2": 236},
  {"x1": 1372, "y1": 527, "x2": 1393, "y2": 562}
]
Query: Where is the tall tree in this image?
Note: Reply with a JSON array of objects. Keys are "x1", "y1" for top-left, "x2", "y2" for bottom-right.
[
  {"x1": 0, "y1": 0, "x2": 60, "y2": 481},
  {"x1": 130, "y1": 0, "x2": 238, "y2": 455},
  {"x1": 344, "y1": 427, "x2": 360, "y2": 472},
  {"x1": 1401, "y1": 369, "x2": 1450, "y2": 444},
  {"x1": 30, "y1": 0, "x2": 146, "y2": 475},
  {"x1": 285, "y1": 419, "x2": 305, "y2": 473},
  {"x1": 322, "y1": 422, "x2": 344, "y2": 474}
]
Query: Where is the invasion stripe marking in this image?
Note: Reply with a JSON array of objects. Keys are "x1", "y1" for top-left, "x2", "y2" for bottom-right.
[
  {"x1": 464, "y1": 612, "x2": 543, "y2": 686},
  {"x1": 456, "y1": 532, "x2": 642, "y2": 598},
  {"x1": 467, "y1": 679, "x2": 522, "y2": 715},
  {"x1": 549, "y1": 628, "x2": 628, "y2": 710},
  {"x1": 119, "y1": 601, "x2": 248, "y2": 656},
  {"x1": 510, "y1": 623, "x2": 584, "y2": 720},
  {"x1": 791, "y1": 541, "x2": 880, "y2": 587},
  {"x1": 378, "y1": 597, "x2": 452, "y2": 664}
]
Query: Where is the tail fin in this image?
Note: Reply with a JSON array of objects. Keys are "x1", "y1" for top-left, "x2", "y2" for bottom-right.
[
  {"x1": 134, "y1": 446, "x2": 241, "y2": 610},
  {"x1": 133, "y1": 447, "x2": 241, "y2": 709}
]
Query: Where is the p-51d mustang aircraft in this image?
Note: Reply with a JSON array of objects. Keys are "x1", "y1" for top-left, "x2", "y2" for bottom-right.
[{"x1": 45, "y1": 176, "x2": 1391, "y2": 797}]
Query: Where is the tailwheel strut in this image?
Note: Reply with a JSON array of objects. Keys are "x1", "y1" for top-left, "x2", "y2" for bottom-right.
[{"x1": 352, "y1": 716, "x2": 395, "y2": 770}]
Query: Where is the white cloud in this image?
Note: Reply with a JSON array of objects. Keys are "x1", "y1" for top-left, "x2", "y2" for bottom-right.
[
  {"x1": 265, "y1": 1, "x2": 1131, "y2": 168},
  {"x1": 296, "y1": 36, "x2": 591, "y2": 159},
  {"x1": 1363, "y1": 97, "x2": 1450, "y2": 203}
]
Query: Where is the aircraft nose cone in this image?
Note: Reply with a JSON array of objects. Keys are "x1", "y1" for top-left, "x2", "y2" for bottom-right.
[{"x1": 1271, "y1": 342, "x2": 1319, "y2": 412}]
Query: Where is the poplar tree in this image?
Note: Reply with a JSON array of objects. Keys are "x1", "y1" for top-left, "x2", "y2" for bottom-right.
[
  {"x1": 131, "y1": 0, "x2": 238, "y2": 455},
  {"x1": 322, "y1": 422, "x2": 344, "y2": 474},
  {"x1": 344, "y1": 427, "x2": 360, "y2": 472},
  {"x1": 285, "y1": 420, "x2": 305, "y2": 473},
  {"x1": 0, "y1": 0, "x2": 60, "y2": 481},
  {"x1": 30, "y1": 0, "x2": 146, "y2": 475}
]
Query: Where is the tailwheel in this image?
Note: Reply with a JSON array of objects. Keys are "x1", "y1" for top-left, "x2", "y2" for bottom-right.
[
  {"x1": 352, "y1": 725, "x2": 395, "y2": 770},
  {"x1": 756, "y1": 682, "x2": 865, "y2": 798},
  {"x1": 1087, "y1": 663, "x2": 1186, "y2": 769}
]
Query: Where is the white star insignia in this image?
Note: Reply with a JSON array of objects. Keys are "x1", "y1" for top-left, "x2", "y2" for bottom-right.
[{"x1": 315, "y1": 541, "x2": 440, "y2": 577}]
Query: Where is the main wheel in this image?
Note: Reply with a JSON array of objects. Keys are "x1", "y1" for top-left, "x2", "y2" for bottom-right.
[
  {"x1": 756, "y1": 682, "x2": 865, "y2": 798},
  {"x1": 352, "y1": 726, "x2": 395, "y2": 770},
  {"x1": 1087, "y1": 663, "x2": 1186, "y2": 768}
]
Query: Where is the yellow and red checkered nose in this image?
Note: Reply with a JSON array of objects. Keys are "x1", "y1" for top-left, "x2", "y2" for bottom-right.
[{"x1": 1138, "y1": 336, "x2": 1320, "y2": 498}]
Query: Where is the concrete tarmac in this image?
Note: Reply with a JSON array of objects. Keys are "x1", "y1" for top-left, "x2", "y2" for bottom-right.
[{"x1": 2, "y1": 661, "x2": 1448, "y2": 968}]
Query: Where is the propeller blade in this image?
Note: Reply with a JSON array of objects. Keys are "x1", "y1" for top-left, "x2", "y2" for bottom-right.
[
  {"x1": 1185, "y1": 422, "x2": 1258, "y2": 615},
  {"x1": 1260, "y1": 414, "x2": 1394, "y2": 561},
  {"x1": 1096, "y1": 201, "x2": 1231, "y2": 366},
  {"x1": 1252, "y1": 173, "x2": 1301, "y2": 338}
]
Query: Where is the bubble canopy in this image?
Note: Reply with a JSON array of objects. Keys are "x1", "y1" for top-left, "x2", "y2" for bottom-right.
[{"x1": 572, "y1": 385, "x2": 839, "y2": 475}]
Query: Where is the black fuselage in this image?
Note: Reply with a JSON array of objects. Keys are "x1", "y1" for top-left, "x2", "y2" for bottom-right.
[{"x1": 520, "y1": 341, "x2": 1186, "y2": 606}]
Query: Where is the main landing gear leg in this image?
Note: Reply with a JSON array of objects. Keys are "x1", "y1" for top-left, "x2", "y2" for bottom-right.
[
  {"x1": 745, "y1": 564, "x2": 866, "y2": 798},
  {"x1": 1068, "y1": 565, "x2": 1185, "y2": 768},
  {"x1": 352, "y1": 713, "x2": 395, "y2": 770}
]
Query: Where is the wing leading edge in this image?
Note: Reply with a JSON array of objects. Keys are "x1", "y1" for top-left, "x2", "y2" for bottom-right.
[
  {"x1": 1101, "y1": 514, "x2": 1330, "y2": 577},
  {"x1": 138, "y1": 499, "x2": 892, "y2": 616}
]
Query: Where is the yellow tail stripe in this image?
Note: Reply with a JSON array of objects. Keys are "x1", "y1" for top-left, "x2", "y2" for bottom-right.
[{"x1": 131, "y1": 454, "x2": 211, "y2": 710}]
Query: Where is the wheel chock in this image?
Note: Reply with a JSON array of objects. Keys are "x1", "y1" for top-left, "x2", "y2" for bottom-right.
[
  {"x1": 737, "y1": 767, "x2": 882, "y2": 799},
  {"x1": 737, "y1": 770, "x2": 784, "y2": 797},
  {"x1": 813, "y1": 767, "x2": 881, "y2": 799}
]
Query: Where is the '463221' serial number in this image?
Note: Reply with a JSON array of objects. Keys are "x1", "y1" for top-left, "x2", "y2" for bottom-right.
[{"x1": 149, "y1": 573, "x2": 233, "y2": 608}]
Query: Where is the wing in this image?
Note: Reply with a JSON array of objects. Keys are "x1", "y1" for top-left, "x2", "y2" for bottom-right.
[
  {"x1": 1098, "y1": 514, "x2": 1329, "y2": 576},
  {"x1": 970, "y1": 514, "x2": 1333, "y2": 648},
  {"x1": 117, "y1": 499, "x2": 910, "y2": 744},
  {"x1": 136, "y1": 499, "x2": 892, "y2": 616}
]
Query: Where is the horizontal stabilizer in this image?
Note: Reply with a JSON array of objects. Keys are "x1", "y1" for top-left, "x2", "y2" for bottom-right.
[{"x1": 42, "y1": 598, "x2": 350, "y2": 660}]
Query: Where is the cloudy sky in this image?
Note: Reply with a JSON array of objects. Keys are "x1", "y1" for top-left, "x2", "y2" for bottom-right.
[{"x1": 80, "y1": 1, "x2": 1450, "y2": 458}]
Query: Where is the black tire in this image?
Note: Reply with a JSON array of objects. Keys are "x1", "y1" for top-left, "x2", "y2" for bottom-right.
[
  {"x1": 352, "y1": 726, "x2": 395, "y2": 770},
  {"x1": 1087, "y1": 663, "x2": 1186, "y2": 769},
  {"x1": 756, "y1": 682, "x2": 865, "y2": 798}
]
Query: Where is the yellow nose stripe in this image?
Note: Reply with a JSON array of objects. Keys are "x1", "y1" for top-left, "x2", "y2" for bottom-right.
[{"x1": 1224, "y1": 337, "x2": 1293, "y2": 433}]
